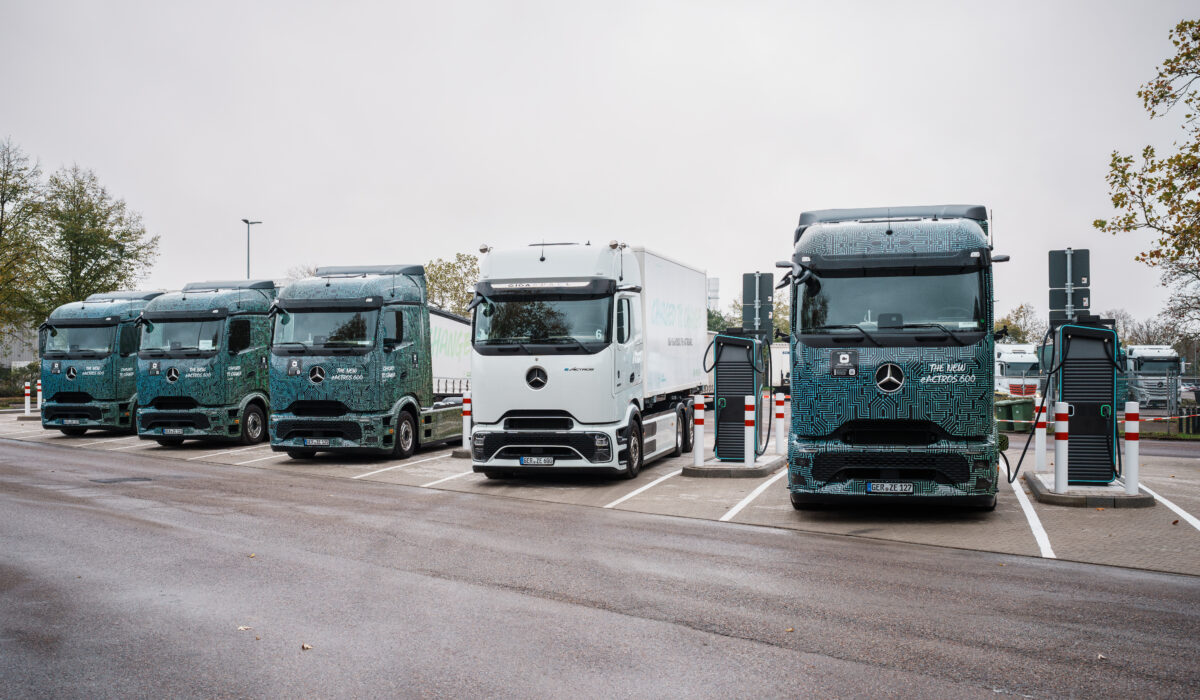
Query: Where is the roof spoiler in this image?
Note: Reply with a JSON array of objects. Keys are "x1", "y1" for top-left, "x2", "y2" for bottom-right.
[
  {"x1": 794, "y1": 205, "x2": 988, "y2": 244},
  {"x1": 83, "y1": 290, "x2": 166, "y2": 302},
  {"x1": 182, "y1": 280, "x2": 276, "y2": 291},
  {"x1": 313, "y1": 265, "x2": 425, "y2": 277}
]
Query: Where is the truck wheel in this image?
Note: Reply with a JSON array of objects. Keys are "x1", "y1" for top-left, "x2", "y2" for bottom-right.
[
  {"x1": 621, "y1": 422, "x2": 643, "y2": 479},
  {"x1": 59, "y1": 427, "x2": 87, "y2": 437},
  {"x1": 394, "y1": 411, "x2": 417, "y2": 459},
  {"x1": 681, "y1": 405, "x2": 695, "y2": 454},
  {"x1": 127, "y1": 403, "x2": 139, "y2": 434},
  {"x1": 239, "y1": 405, "x2": 266, "y2": 445},
  {"x1": 671, "y1": 410, "x2": 684, "y2": 457},
  {"x1": 156, "y1": 438, "x2": 184, "y2": 447},
  {"x1": 287, "y1": 449, "x2": 315, "y2": 459}
]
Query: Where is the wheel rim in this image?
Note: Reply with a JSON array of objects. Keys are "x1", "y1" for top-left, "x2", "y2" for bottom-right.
[
  {"x1": 246, "y1": 411, "x2": 263, "y2": 440},
  {"x1": 676, "y1": 419, "x2": 683, "y2": 449},
  {"x1": 400, "y1": 420, "x2": 414, "y2": 451},
  {"x1": 630, "y1": 431, "x2": 640, "y2": 466}
]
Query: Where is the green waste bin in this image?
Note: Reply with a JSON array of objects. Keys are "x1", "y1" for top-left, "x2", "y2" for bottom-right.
[
  {"x1": 1009, "y1": 398, "x2": 1034, "y2": 433},
  {"x1": 995, "y1": 399, "x2": 1014, "y2": 432}
]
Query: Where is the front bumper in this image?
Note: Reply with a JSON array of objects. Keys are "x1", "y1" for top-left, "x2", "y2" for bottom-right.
[
  {"x1": 138, "y1": 406, "x2": 239, "y2": 441},
  {"x1": 787, "y1": 436, "x2": 999, "y2": 498},
  {"x1": 41, "y1": 400, "x2": 131, "y2": 431},
  {"x1": 470, "y1": 423, "x2": 625, "y2": 474},
  {"x1": 269, "y1": 410, "x2": 394, "y2": 454}
]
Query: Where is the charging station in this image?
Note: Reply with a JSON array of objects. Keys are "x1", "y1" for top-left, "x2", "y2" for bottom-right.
[
  {"x1": 1043, "y1": 319, "x2": 1122, "y2": 483},
  {"x1": 711, "y1": 334, "x2": 768, "y2": 460}
]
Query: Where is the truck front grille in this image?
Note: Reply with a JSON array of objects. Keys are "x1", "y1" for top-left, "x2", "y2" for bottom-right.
[
  {"x1": 44, "y1": 405, "x2": 101, "y2": 420},
  {"x1": 285, "y1": 401, "x2": 350, "y2": 417},
  {"x1": 50, "y1": 392, "x2": 93, "y2": 404},
  {"x1": 141, "y1": 412, "x2": 211, "y2": 430},
  {"x1": 150, "y1": 396, "x2": 199, "y2": 411},
  {"x1": 275, "y1": 420, "x2": 362, "y2": 442},
  {"x1": 477, "y1": 432, "x2": 598, "y2": 462},
  {"x1": 811, "y1": 452, "x2": 971, "y2": 485}
]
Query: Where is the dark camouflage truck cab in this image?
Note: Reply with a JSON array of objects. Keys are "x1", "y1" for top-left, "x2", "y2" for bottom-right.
[
  {"x1": 39, "y1": 291, "x2": 165, "y2": 436},
  {"x1": 783, "y1": 205, "x2": 1001, "y2": 509},
  {"x1": 135, "y1": 280, "x2": 278, "y2": 446},
  {"x1": 268, "y1": 265, "x2": 471, "y2": 459}
]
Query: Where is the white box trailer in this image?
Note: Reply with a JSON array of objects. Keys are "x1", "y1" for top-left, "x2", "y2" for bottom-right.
[
  {"x1": 430, "y1": 308, "x2": 472, "y2": 394},
  {"x1": 635, "y1": 248, "x2": 709, "y2": 399}
]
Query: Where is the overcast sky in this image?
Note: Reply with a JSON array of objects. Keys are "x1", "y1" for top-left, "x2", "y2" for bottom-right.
[{"x1": 3, "y1": 1, "x2": 1192, "y2": 320}]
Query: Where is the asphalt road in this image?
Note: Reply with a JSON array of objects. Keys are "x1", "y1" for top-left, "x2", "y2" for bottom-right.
[{"x1": 2, "y1": 439, "x2": 1197, "y2": 698}]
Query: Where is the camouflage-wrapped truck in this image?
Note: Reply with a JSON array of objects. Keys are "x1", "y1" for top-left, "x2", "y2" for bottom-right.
[
  {"x1": 135, "y1": 280, "x2": 278, "y2": 447},
  {"x1": 39, "y1": 291, "x2": 165, "y2": 436},
  {"x1": 268, "y1": 265, "x2": 471, "y2": 459}
]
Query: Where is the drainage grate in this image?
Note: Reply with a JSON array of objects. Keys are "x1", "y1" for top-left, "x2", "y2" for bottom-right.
[{"x1": 90, "y1": 477, "x2": 153, "y2": 484}]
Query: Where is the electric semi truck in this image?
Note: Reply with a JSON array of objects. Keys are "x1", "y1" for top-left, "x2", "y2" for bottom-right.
[
  {"x1": 994, "y1": 343, "x2": 1040, "y2": 397},
  {"x1": 781, "y1": 205, "x2": 1005, "y2": 509},
  {"x1": 1125, "y1": 345, "x2": 1183, "y2": 408},
  {"x1": 38, "y1": 290, "x2": 165, "y2": 436},
  {"x1": 468, "y1": 242, "x2": 708, "y2": 478},
  {"x1": 268, "y1": 265, "x2": 471, "y2": 459},
  {"x1": 135, "y1": 280, "x2": 278, "y2": 446}
]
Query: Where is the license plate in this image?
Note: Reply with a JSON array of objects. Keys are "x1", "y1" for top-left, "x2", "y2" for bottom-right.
[
  {"x1": 304, "y1": 438, "x2": 331, "y2": 447},
  {"x1": 62, "y1": 419, "x2": 81, "y2": 425},
  {"x1": 868, "y1": 482, "x2": 914, "y2": 494},
  {"x1": 163, "y1": 428, "x2": 184, "y2": 435},
  {"x1": 520, "y1": 456, "x2": 554, "y2": 466}
]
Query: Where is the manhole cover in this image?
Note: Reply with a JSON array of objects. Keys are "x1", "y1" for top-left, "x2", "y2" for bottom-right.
[{"x1": 90, "y1": 477, "x2": 153, "y2": 484}]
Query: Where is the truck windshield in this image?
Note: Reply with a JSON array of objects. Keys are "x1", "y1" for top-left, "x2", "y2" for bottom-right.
[
  {"x1": 1005, "y1": 361, "x2": 1038, "y2": 375},
  {"x1": 473, "y1": 295, "x2": 612, "y2": 346},
  {"x1": 141, "y1": 320, "x2": 223, "y2": 353},
  {"x1": 800, "y1": 271, "x2": 986, "y2": 334},
  {"x1": 41, "y1": 325, "x2": 115, "y2": 356},
  {"x1": 273, "y1": 309, "x2": 378, "y2": 350},
  {"x1": 1138, "y1": 359, "x2": 1179, "y2": 374}
]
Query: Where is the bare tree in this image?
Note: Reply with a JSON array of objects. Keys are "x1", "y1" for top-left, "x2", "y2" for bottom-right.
[
  {"x1": 286, "y1": 262, "x2": 319, "y2": 280},
  {"x1": 994, "y1": 303, "x2": 1048, "y2": 344}
]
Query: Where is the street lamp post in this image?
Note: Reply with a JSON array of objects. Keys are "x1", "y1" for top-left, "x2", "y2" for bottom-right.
[{"x1": 242, "y1": 218, "x2": 261, "y2": 279}]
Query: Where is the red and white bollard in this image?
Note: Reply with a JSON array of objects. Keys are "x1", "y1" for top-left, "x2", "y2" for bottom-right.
[
  {"x1": 24, "y1": 381, "x2": 30, "y2": 416},
  {"x1": 461, "y1": 391, "x2": 472, "y2": 450},
  {"x1": 1034, "y1": 405, "x2": 1047, "y2": 472},
  {"x1": 36, "y1": 379, "x2": 42, "y2": 411},
  {"x1": 744, "y1": 395, "x2": 756, "y2": 467},
  {"x1": 1054, "y1": 401, "x2": 1069, "y2": 494},
  {"x1": 1124, "y1": 401, "x2": 1139, "y2": 496},
  {"x1": 693, "y1": 395, "x2": 705, "y2": 468},
  {"x1": 774, "y1": 393, "x2": 786, "y2": 456}
]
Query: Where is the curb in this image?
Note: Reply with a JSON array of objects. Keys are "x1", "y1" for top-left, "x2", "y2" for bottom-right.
[
  {"x1": 1023, "y1": 472, "x2": 1155, "y2": 508},
  {"x1": 683, "y1": 454, "x2": 785, "y2": 479},
  {"x1": 16, "y1": 414, "x2": 40, "y2": 422}
]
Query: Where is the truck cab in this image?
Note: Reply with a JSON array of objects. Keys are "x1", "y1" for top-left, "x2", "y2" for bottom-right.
[
  {"x1": 783, "y1": 205, "x2": 1001, "y2": 509},
  {"x1": 994, "y1": 343, "x2": 1040, "y2": 397},
  {"x1": 1125, "y1": 345, "x2": 1183, "y2": 408},
  {"x1": 135, "y1": 280, "x2": 277, "y2": 446},
  {"x1": 469, "y1": 243, "x2": 707, "y2": 479},
  {"x1": 39, "y1": 291, "x2": 165, "y2": 436},
  {"x1": 268, "y1": 265, "x2": 470, "y2": 459}
]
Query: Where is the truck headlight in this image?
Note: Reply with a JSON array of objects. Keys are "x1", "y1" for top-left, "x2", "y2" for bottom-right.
[
  {"x1": 472, "y1": 432, "x2": 487, "y2": 461},
  {"x1": 591, "y1": 433, "x2": 611, "y2": 462}
]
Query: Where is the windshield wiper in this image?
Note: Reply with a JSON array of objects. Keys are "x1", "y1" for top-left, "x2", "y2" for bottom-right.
[
  {"x1": 807, "y1": 324, "x2": 882, "y2": 346},
  {"x1": 900, "y1": 323, "x2": 970, "y2": 346},
  {"x1": 272, "y1": 341, "x2": 309, "y2": 354},
  {"x1": 545, "y1": 336, "x2": 591, "y2": 352}
]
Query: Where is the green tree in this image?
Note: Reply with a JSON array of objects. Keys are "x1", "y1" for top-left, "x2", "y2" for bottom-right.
[
  {"x1": 1094, "y1": 20, "x2": 1200, "y2": 265},
  {"x1": 25, "y1": 165, "x2": 159, "y2": 321},
  {"x1": 994, "y1": 302, "x2": 1047, "y2": 344},
  {"x1": 725, "y1": 292, "x2": 791, "y2": 338},
  {"x1": 707, "y1": 308, "x2": 728, "y2": 332},
  {"x1": 425, "y1": 252, "x2": 479, "y2": 317},
  {"x1": 0, "y1": 138, "x2": 41, "y2": 342}
]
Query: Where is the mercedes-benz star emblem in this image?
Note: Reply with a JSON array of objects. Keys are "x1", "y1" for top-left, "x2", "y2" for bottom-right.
[
  {"x1": 166, "y1": 367, "x2": 180, "y2": 383},
  {"x1": 875, "y1": 363, "x2": 905, "y2": 393},
  {"x1": 65, "y1": 366, "x2": 77, "y2": 380},
  {"x1": 309, "y1": 366, "x2": 326, "y2": 384},
  {"x1": 526, "y1": 366, "x2": 548, "y2": 390}
]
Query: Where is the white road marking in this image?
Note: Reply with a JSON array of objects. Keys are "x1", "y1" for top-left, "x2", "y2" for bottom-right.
[
  {"x1": 1140, "y1": 484, "x2": 1200, "y2": 533},
  {"x1": 1007, "y1": 476, "x2": 1055, "y2": 558},
  {"x1": 77, "y1": 435, "x2": 139, "y2": 447},
  {"x1": 604, "y1": 469, "x2": 683, "y2": 509},
  {"x1": 719, "y1": 468, "x2": 789, "y2": 522},
  {"x1": 2, "y1": 429, "x2": 56, "y2": 438},
  {"x1": 185, "y1": 444, "x2": 271, "y2": 461},
  {"x1": 107, "y1": 441, "x2": 156, "y2": 451},
  {"x1": 353, "y1": 452, "x2": 452, "y2": 480},
  {"x1": 421, "y1": 470, "x2": 474, "y2": 488},
  {"x1": 236, "y1": 452, "x2": 288, "y2": 465}
]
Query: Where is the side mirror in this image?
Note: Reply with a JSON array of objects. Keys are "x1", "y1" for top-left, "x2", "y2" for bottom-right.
[
  {"x1": 993, "y1": 325, "x2": 1010, "y2": 341},
  {"x1": 616, "y1": 285, "x2": 642, "y2": 293},
  {"x1": 466, "y1": 295, "x2": 484, "y2": 312},
  {"x1": 383, "y1": 341, "x2": 397, "y2": 353},
  {"x1": 992, "y1": 254, "x2": 1010, "y2": 263}
]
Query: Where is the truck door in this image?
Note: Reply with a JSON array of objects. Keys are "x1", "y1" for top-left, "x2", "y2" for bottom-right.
[
  {"x1": 225, "y1": 317, "x2": 254, "y2": 405},
  {"x1": 612, "y1": 295, "x2": 642, "y2": 396}
]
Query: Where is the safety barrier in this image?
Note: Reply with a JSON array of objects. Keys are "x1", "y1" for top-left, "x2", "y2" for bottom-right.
[
  {"x1": 1054, "y1": 401, "x2": 1069, "y2": 494},
  {"x1": 693, "y1": 395, "x2": 705, "y2": 468},
  {"x1": 461, "y1": 391, "x2": 471, "y2": 451},
  {"x1": 743, "y1": 395, "x2": 755, "y2": 467},
  {"x1": 1125, "y1": 401, "x2": 1139, "y2": 496},
  {"x1": 24, "y1": 381, "x2": 30, "y2": 416}
]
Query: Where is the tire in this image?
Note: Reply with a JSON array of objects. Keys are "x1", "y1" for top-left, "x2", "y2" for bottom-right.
[
  {"x1": 156, "y1": 438, "x2": 184, "y2": 447},
  {"x1": 975, "y1": 495, "x2": 998, "y2": 512},
  {"x1": 286, "y1": 449, "x2": 315, "y2": 460},
  {"x1": 621, "y1": 421, "x2": 643, "y2": 479},
  {"x1": 681, "y1": 405, "x2": 695, "y2": 454},
  {"x1": 670, "y1": 409, "x2": 684, "y2": 457},
  {"x1": 240, "y1": 404, "x2": 266, "y2": 445},
  {"x1": 393, "y1": 411, "x2": 417, "y2": 459},
  {"x1": 59, "y1": 427, "x2": 87, "y2": 437},
  {"x1": 126, "y1": 403, "x2": 139, "y2": 434}
]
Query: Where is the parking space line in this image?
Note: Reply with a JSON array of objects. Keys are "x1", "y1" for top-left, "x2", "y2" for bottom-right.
[
  {"x1": 236, "y1": 452, "x2": 288, "y2": 466},
  {"x1": 353, "y1": 452, "x2": 452, "y2": 479},
  {"x1": 421, "y1": 470, "x2": 474, "y2": 488},
  {"x1": 186, "y1": 445, "x2": 271, "y2": 461},
  {"x1": 1140, "y1": 485, "x2": 1200, "y2": 532},
  {"x1": 603, "y1": 470, "x2": 683, "y2": 509},
  {"x1": 77, "y1": 436, "x2": 139, "y2": 447},
  {"x1": 107, "y1": 441, "x2": 156, "y2": 451},
  {"x1": 719, "y1": 469, "x2": 788, "y2": 522},
  {"x1": 2, "y1": 428, "x2": 54, "y2": 437},
  {"x1": 1007, "y1": 476, "x2": 1056, "y2": 558}
]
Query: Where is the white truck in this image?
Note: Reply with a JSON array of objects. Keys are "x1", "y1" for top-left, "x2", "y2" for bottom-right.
[
  {"x1": 468, "y1": 242, "x2": 708, "y2": 478},
  {"x1": 770, "y1": 342, "x2": 791, "y2": 393},
  {"x1": 994, "y1": 343, "x2": 1040, "y2": 397},
  {"x1": 1125, "y1": 345, "x2": 1183, "y2": 408}
]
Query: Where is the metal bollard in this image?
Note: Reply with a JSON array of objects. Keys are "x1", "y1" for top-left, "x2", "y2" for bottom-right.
[
  {"x1": 1054, "y1": 401, "x2": 1069, "y2": 494},
  {"x1": 693, "y1": 395, "x2": 705, "y2": 468},
  {"x1": 774, "y1": 393, "x2": 786, "y2": 456},
  {"x1": 1124, "y1": 401, "x2": 1139, "y2": 496},
  {"x1": 24, "y1": 381, "x2": 30, "y2": 416},
  {"x1": 461, "y1": 391, "x2": 472, "y2": 451},
  {"x1": 743, "y1": 395, "x2": 755, "y2": 467},
  {"x1": 36, "y1": 379, "x2": 42, "y2": 411},
  {"x1": 1034, "y1": 405, "x2": 1047, "y2": 472}
]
